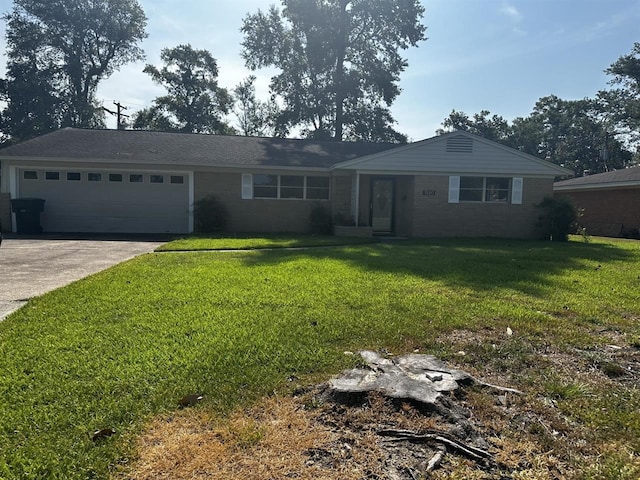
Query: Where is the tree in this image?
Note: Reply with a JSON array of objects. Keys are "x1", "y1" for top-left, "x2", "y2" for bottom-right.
[
  {"x1": 437, "y1": 109, "x2": 511, "y2": 142},
  {"x1": 524, "y1": 96, "x2": 630, "y2": 176},
  {"x1": 2, "y1": 0, "x2": 147, "y2": 140},
  {"x1": 133, "y1": 44, "x2": 234, "y2": 134},
  {"x1": 601, "y1": 42, "x2": 640, "y2": 146},
  {"x1": 240, "y1": 0, "x2": 426, "y2": 142},
  {"x1": 0, "y1": 53, "x2": 64, "y2": 143},
  {"x1": 233, "y1": 76, "x2": 278, "y2": 137}
]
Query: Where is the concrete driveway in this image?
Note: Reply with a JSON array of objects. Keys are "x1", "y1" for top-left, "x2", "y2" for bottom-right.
[{"x1": 0, "y1": 235, "x2": 165, "y2": 320}]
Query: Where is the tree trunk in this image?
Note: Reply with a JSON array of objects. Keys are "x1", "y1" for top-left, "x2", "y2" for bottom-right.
[{"x1": 333, "y1": 0, "x2": 349, "y2": 141}]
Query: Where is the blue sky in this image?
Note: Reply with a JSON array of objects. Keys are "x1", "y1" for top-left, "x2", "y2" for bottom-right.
[{"x1": 0, "y1": 0, "x2": 639, "y2": 140}]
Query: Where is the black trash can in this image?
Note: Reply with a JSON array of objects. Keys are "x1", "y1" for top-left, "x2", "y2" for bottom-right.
[{"x1": 11, "y1": 198, "x2": 45, "y2": 234}]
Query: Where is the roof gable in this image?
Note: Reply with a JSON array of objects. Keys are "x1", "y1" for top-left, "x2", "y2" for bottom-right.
[{"x1": 333, "y1": 131, "x2": 572, "y2": 177}]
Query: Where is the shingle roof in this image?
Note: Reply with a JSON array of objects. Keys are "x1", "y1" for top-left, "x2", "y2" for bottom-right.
[
  {"x1": 0, "y1": 128, "x2": 399, "y2": 169},
  {"x1": 554, "y1": 165, "x2": 640, "y2": 190}
]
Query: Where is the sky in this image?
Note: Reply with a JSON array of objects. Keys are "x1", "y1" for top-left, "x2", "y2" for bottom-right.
[{"x1": 0, "y1": 0, "x2": 639, "y2": 141}]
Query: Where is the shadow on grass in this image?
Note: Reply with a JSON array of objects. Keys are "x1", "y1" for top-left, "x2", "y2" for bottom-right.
[{"x1": 237, "y1": 238, "x2": 635, "y2": 296}]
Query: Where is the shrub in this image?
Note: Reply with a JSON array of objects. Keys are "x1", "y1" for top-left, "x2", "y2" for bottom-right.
[
  {"x1": 535, "y1": 196, "x2": 578, "y2": 242},
  {"x1": 332, "y1": 212, "x2": 355, "y2": 226},
  {"x1": 309, "y1": 204, "x2": 333, "y2": 234},
  {"x1": 193, "y1": 195, "x2": 229, "y2": 233}
]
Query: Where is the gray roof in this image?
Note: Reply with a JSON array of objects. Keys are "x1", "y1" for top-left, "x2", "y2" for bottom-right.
[
  {"x1": 554, "y1": 165, "x2": 640, "y2": 191},
  {"x1": 0, "y1": 128, "x2": 399, "y2": 169}
]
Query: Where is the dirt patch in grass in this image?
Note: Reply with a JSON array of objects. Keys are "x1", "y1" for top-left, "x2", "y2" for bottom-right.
[
  {"x1": 119, "y1": 395, "x2": 388, "y2": 480},
  {"x1": 120, "y1": 332, "x2": 640, "y2": 479},
  {"x1": 122, "y1": 387, "x2": 576, "y2": 479}
]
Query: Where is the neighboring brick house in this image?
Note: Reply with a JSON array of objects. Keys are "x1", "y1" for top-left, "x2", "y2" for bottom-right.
[
  {"x1": 554, "y1": 166, "x2": 640, "y2": 238},
  {"x1": 0, "y1": 128, "x2": 570, "y2": 238}
]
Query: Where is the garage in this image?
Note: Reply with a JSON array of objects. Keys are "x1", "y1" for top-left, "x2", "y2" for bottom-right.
[{"x1": 16, "y1": 167, "x2": 192, "y2": 234}]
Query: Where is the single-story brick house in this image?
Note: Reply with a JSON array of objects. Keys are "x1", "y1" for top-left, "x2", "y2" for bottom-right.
[
  {"x1": 0, "y1": 128, "x2": 570, "y2": 237},
  {"x1": 554, "y1": 166, "x2": 640, "y2": 238}
]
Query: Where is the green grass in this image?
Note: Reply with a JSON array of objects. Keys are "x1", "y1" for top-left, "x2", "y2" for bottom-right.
[
  {"x1": 1, "y1": 236, "x2": 640, "y2": 478},
  {"x1": 155, "y1": 233, "x2": 378, "y2": 251}
]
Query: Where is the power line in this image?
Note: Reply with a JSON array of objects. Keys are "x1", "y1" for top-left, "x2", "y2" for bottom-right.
[{"x1": 102, "y1": 101, "x2": 130, "y2": 130}]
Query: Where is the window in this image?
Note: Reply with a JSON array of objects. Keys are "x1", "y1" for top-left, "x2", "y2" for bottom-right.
[
  {"x1": 129, "y1": 174, "x2": 143, "y2": 183},
  {"x1": 247, "y1": 174, "x2": 330, "y2": 200},
  {"x1": 307, "y1": 176, "x2": 330, "y2": 200},
  {"x1": 67, "y1": 172, "x2": 81, "y2": 181},
  {"x1": 109, "y1": 173, "x2": 123, "y2": 182},
  {"x1": 459, "y1": 177, "x2": 510, "y2": 203},
  {"x1": 170, "y1": 175, "x2": 184, "y2": 184},
  {"x1": 45, "y1": 171, "x2": 60, "y2": 180},
  {"x1": 253, "y1": 174, "x2": 278, "y2": 198},
  {"x1": 23, "y1": 171, "x2": 38, "y2": 180},
  {"x1": 280, "y1": 175, "x2": 304, "y2": 199},
  {"x1": 459, "y1": 177, "x2": 483, "y2": 202},
  {"x1": 88, "y1": 173, "x2": 102, "y2": 182},
  {"x1": 150, "y1": 175, "x2": 164, "y2": 184},
  {"x1": 484, "y1": 177, "x2": 510, "y2": 202},
  {"x1": 450, "y1": 176, "x2": 522, "y2": 204}
]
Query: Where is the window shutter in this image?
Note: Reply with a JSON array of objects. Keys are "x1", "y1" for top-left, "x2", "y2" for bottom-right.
[
  {"x1": 448, "y1": 176, "x2": 460, "y2": 203},
  {"x1": 241, "y1": 174, "x2": 253, "y2": 199},
  {"x1": 511, "y1": 177, "x2": 523, "y2": 204}
]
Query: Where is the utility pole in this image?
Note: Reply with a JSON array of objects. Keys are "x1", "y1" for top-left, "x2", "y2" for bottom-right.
[{"x1": 102, "y1": 101, "x2": 130, "y2": 130}]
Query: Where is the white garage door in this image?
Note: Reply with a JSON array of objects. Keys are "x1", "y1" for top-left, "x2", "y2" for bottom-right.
[{"x1": 17, "y1": 168, "x2": 191, "y2": 233}]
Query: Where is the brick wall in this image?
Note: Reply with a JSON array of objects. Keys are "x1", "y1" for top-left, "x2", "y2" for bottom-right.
[
  {"x1": 557, "y1": 188, "x2": 640, "y2": 237},
  {"x1": 411, "y1": 176, "x2": 552, "y2": 239},
  {"x1": 0, "y1": 193, "x2": 11, "y2": 233},
  {"x1": 195, "y1": 172, "x2": 328, "y2": 233},
  {"x1": 193, "y1": 171, "x2": 554, "y2": 238}
]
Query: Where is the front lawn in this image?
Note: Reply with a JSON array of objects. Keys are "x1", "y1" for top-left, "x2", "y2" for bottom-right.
[{"x1": 0, "y1": 237, "x2": 639, "y2": 478}]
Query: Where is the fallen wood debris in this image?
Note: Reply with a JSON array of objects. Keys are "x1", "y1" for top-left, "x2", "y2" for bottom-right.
[
  {"x1": 425, "y1": 447, "x2": 446, "y2": 473},
  {"x1": 378, "y1": 428, "x2": 494, "y2": 462}
]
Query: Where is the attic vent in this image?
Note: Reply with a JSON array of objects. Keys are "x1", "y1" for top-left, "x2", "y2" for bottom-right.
[{"x1": 446, "y1": 136, "x2": 473, "y2": 153}]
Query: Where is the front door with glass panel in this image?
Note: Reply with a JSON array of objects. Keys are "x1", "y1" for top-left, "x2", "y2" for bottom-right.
[{"x1": 370, "y1": 178, "x2": 394, "y2": 234}]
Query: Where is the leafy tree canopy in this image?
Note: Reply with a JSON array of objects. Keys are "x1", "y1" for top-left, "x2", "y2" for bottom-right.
[
  {"x1": 132, "y1": 44, "x2": 234, "y2": 134},
  {"x1": 599, "y1": 42, "x2": 640, "y2": 145},
  {"x1": 241, "y1": 0, "x2": 426, "y2": 143},
  {"x1": 1, "y1": 0, "x2": 147, "y2": 141},
  {"x1": 233, "y1": 76, "x2": 279, "y2": 137},
  {"x1": 437, "y1": 110, "x2": 512, "y2": 142}
]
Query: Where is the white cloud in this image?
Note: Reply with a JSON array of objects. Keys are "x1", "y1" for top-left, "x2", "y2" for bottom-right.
[
  {"x1": 499, "y1": 3, "x2": 523, "y2": 23},
  {"x1": 498, "y1": 2, "x2": 526, "y2": 36}
]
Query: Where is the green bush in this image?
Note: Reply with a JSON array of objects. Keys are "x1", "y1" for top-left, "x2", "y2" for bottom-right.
[
  {"x1": 193, "y1": 195, "x2": 229, "y2": 233},
  {"x1": 309, "y1": 204, "x2": 333, "y2": 234},
  {"x1": 536, "y1": 196, "x2": 578, "y2": 242}
]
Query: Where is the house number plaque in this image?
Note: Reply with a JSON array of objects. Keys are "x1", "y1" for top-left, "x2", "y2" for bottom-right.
[{"x1": 422, "y1": 190, "x2": 436, "y2": 196}]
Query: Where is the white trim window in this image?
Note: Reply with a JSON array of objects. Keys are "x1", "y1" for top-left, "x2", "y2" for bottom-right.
[
  {"x1": 449, "y1": 176, "x2": 523, "y2": 204},
  {"x1": 307, "y1": 176, "x2": 331, "y2": 200},
  {"x1": 253, "y1": 174, "x2": 278, "y2": 198},
  {"x1": 244, "y1": 174, "x2": 330, "y2": 200}
]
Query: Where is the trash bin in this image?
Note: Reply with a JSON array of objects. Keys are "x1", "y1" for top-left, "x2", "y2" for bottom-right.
[{"x1": 11, "y1": 198, "x2": 45, "y2": 234}]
